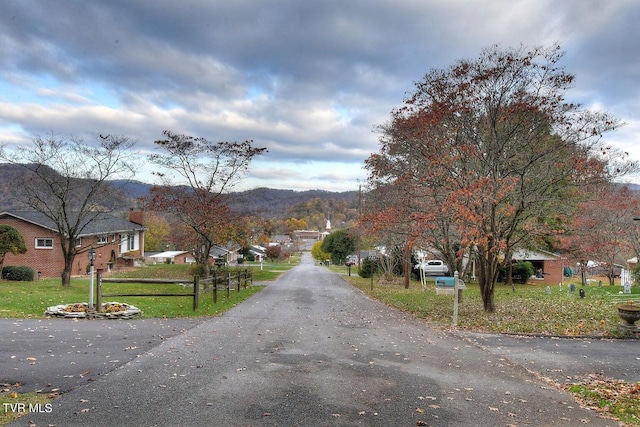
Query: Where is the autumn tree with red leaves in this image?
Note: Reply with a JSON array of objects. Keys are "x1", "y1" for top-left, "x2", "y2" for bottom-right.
[
  {"x1": 146, "y1": 131, "x2": 266, "y2": 278},
  {"x1": 559, "y1": 185, "x2": 640, "y2": 286},
  {"x1": 365, "y1": 45, "x2": 636, "y2": 312}
]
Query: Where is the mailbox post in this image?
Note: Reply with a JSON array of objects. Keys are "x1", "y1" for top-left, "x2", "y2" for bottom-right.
[
  {"x1": 435, "y1": 272, "x2": 465, "y2": 326},
  {"x1": 453, "y1": 271, "x2": 460, "y2": 326}
]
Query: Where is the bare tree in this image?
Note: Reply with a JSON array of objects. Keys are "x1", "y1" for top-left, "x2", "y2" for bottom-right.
[
  {"x1": 146, "y1": 131, "x2": 266, "y2": 278},
  {"x1": 0, "y1": 133, "x2": 137, "y2": 286}
]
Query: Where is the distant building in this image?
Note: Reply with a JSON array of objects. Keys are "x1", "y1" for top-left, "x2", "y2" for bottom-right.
[
  {"x1": 147, "y1": 250, "x2": 195, "y2": 264},
  {"x1": 271, "y1": 234, "x2": 292, "y2": 245},
  {"x1": 292, "y1": 230, "x2": 321, "y2": 240}
]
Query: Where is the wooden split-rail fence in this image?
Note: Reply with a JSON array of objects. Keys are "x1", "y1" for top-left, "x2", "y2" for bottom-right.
[{"x1": 95, "y1": 269, "x2": 253, "y2": 311}]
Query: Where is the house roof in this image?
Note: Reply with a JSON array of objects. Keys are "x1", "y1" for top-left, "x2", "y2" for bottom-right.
[
  {"x1": 149, "y1": 251, "x2": 190, "y2": 258},
  {"x1": 249, "y1": 245, "x2": 266, "y2": 256},
  {"x1": 209, "y1": 245, "x2": 230, "y2": 258},
  {"x1": 512, "y1": 248, "x2": 562, "y2": 261},
  {"x1": 0, "y1": 210, "x2": 145, "y2": 237}
]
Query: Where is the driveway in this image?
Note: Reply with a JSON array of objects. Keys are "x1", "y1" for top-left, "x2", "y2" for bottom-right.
[{"x1": 5, "y1": 253, "x2": 631, "y2": 426}]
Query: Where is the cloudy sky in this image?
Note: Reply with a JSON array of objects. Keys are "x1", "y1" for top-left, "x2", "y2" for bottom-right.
[{"x1": 1, "y1": 0, "x2": 639, "y2": 192}]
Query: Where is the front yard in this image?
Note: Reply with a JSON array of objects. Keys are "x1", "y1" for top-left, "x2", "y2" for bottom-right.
[{"x1": 340, "y1": 270, "x2": 639, "y2": 337}]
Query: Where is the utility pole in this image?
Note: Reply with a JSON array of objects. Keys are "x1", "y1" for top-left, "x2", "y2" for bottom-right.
[{"x1": 357, "y1": 182, "x2": 361, "y2": 268}]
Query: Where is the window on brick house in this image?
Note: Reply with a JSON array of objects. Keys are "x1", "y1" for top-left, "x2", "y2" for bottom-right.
[
  {"x1": 97, "y1": 235, "x2": 108, "y2": 244},
  {"x1": 120, "y1": 233, "x2": 135, "y2": 252},
  {"x1": 35, "y1": 238, "x2": 54, "y2": 249},
  {"x1": 75, "y1": 237, "x2": 82, "y2": 247}
]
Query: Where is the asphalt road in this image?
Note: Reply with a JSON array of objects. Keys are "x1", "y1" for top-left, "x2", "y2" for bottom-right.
[
  {"x1": 1, "y1": 317, "x2": 204, "y2": 394},
  {"x1": 4, "y1": 252, "x2": 635, "y2": 426}
]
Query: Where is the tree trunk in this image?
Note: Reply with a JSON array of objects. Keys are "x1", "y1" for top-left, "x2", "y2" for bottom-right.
[
  {"x1": 477, "y1": 247, "x2": 497, "y2": 313},
  {"x1": 481, "y1": 281, "x2": 495, "y2": 312},
  {"x1": 198, "y1": 240, "x2": 214, "y2": 279},
  {"x1": 404, "y1": 244, "x2": 410, "y2": 289},
  {"x1": 61, "y1": 266, "x2": 71, "y2": 287},
  {"x1": 580, "y1": 261, "x2": 588, "y2": 287},
  {"x1": 506, "y1": 260, "x2": 515, "y2": 292}
]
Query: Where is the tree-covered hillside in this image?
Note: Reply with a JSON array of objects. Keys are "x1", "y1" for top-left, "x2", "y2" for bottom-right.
[{"x1": 0, "y1": 164, "x2": 359, "y2": 228}]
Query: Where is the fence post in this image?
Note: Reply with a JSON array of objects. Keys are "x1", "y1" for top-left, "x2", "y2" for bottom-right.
[
  {"x1": 96, "y1": 269, "x2": 103, "y2": 312},
  {"x1": 226, "y1": 272, "x2": 231, "y2": 298},
  {"x1": 236, "y1": 271, "x2": 241, "y2": 292},
  {"x1": 193, "y1": 275, "x2": 199, "y2": 311},
  {"x1": 213, "y1": 273, "x2": 218, "y2": 304}
]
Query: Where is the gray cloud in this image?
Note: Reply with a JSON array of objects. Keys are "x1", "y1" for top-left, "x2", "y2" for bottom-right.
[{"x1": 0, "y1": 0, "x2": 638, "y2": 190}]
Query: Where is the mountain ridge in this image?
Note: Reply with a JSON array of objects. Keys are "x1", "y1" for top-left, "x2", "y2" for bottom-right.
[{"x1": 0, "y1": 164, "x2": 358, "y2": 221}]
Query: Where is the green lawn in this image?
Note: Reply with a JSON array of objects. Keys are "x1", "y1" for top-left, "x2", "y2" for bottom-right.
[
  {"x1": 339, "y1": 269, "x2": 639, "y2": 338},
  {"x1": 0, "y1": 258, "x2": 301, "y2": 319}
]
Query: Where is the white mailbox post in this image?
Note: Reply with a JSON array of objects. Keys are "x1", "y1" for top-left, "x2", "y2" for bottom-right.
[{"x1": 452, "y1": 271, "x2": 466, "y2": 326}]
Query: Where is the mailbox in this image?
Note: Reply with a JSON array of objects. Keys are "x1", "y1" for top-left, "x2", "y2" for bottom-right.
[{"x1": 435, "y1": 276, "x2": 465, "y2": 295}]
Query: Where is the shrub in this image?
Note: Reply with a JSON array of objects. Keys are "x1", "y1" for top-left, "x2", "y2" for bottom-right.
[
  {"x1": 359, "y1": 257, "x2": 380, "y2": 279},
  {"x1": 189, "y1": 263, "x2": 206, "y2": 278},
  {"x1": 632, "y1": 264, "x2": 640, "y2": 285},
  {"x1": 1, "y1": 266, "x2": 35, "y2": 281},
  {"x1": 512, "y1": 261, "x2": 534, "y2": 284}
]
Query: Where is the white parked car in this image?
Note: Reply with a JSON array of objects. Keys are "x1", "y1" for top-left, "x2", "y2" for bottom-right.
[{"x1": 415, "y1": 259, "x2": 449, "y2": 276}]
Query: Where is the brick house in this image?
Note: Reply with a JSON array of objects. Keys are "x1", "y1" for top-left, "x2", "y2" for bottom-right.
[
  {"x1": 0, "y1": 209, "x2": 145, "y2": 278},
  {"x1": 511, "y1": 248, "x2": 565, "y2": 285}
]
